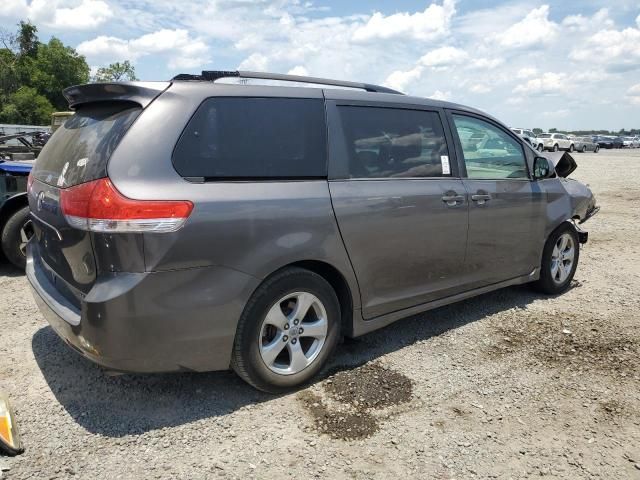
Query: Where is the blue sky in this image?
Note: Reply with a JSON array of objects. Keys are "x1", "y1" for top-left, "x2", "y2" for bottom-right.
[{"x1": 3, "y1": 0, "x2": 640, "y2": 130}]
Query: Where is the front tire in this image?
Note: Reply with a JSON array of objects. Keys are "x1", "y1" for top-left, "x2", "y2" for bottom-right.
[
  {"x1": 595, "y1": 145, "x2": 599, "y2": 153},
  {"x1": 532, "y1": 224, "x2": 580, "y2": 295},
  {"x1": 537, "y1": 144, "x2": 544, "y2": 152},
  {"x1": 581, "y1": 145, "x2": 587, "y2": 153},
  {"x1": 553, "y1": 144, "x2": 559, "y2": 152},
  {"x1": 1, "y1": 206, "x2": 33, "y2": 270},
  {"x1": 231, "y1": 267, "x2": 341, "y2": 393},
  {"x1": 569, "y1": 144, "x2": 574, "y2": 152}
]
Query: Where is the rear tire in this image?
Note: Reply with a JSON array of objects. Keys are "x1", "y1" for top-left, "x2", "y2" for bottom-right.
[
  {"x1": 553, "y1": 144, "x2": 559, "y2": 152},
  {"x1": 595, "y1": 145, "x2": 599, "y2": 153},
  {"x1": 1, "y1": 206, "x2": 33, "y2": 270},
  {"x1": 581, "y1": 145, "x2": 587, "y2": 153},
  {"x1": 231, "y1": 267, "x2": 341, "y2": 393},
  {"x1": 569, "y1": 144, "x2": 574, "y2": 152},
  {"x1": 532, "y1": 223, "x2": 580, "y2": 295}
]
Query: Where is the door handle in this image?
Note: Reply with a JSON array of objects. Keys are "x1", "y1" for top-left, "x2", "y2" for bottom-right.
[
  {"x1": 471, "y1": 194, "x2": 491, "y2": 205},
  {"x1": 441, "y1": 194, "x2": 465, "y2": 206}
]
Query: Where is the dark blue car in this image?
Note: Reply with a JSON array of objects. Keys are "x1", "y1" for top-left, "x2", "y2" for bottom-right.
[{"x1": 0, "y1": 159, "x2": 33, "y2": 268}]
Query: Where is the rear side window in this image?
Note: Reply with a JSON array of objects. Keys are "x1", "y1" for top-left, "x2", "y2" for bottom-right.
[
  {"x1": 337, "y1": 106, "x2": 449, "y2": 178},
  {"x1": 33, "y1": 103, "x2": 140, "y2": 187},
  {"x1": 173, "y1": 98, "x2": 327, "y2": 179}
]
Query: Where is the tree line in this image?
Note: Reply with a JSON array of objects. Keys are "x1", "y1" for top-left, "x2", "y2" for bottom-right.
[{"x1": 0, "y1": 21, "x2": 137, "y2": 126}]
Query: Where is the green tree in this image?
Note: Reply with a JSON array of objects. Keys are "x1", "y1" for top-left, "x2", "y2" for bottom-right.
[
  {"x1": 31, "y1": 38, "x2": 90, "y2": 110},
  {"x1": 93, "y1": 60, "x2": 138, "y2": 82},
  {"x1": 532, "y1": 128, "x2": 543, "y2": 134},
  {"x1": 0, "y1": 86, "x2": 54, "y2": 125},
  {"x1": 0, "y1": 20, "x2": 90, "y2": 123},
  {"x1": 549, "y1": 128, "x2": 558, "y2": 133}
]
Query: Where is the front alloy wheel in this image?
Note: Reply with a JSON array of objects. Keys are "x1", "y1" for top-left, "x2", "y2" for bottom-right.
[
  {"x1": 532, "y1": 224, "x2": 580, "y2": 294},
  {"x1": 550, "y1": 233, "x2": 575, "y2": 285}
]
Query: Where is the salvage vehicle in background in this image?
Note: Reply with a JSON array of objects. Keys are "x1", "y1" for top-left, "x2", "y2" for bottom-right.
[
  {"x1": 593, "y1": 136, "x2": 615, "y2": 149},
  {"x1": 573, "y1": 137, "x2": 599, "y2": 153},
  {"x1": 27, "y1": 71, "x2": 599, "y2": 392},
  {"x1": 511, "y1": 128, "x2": 543, "y2": 151},
  {"x1": 0, "y1": 159, "x2": 33, "y2": 268},
  {"x1": 538, "y1": 133, "x2": 574, "y2": 152}
]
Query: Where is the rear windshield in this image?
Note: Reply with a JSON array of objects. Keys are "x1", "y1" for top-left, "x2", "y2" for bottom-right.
[
  {"x1": 33, "y1": 102, "x2": 141, "y2": 187},
  {"x1": 172, "y1": 97, "x2": 327, "y2": 179}
]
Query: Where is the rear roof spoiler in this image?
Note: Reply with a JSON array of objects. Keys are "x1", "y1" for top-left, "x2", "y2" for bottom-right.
[{"x1": 63, "y1": 82, "x2": 170, "y2": 109}]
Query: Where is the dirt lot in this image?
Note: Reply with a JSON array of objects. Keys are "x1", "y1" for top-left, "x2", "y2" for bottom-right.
[{"x1": 1, "y1": 149, "x2": 639, "y2": 479}]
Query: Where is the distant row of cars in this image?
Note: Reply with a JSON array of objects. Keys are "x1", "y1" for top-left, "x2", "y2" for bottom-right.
[{"x1": 510, "y1": 128, "x2": 640, "y2": 153}]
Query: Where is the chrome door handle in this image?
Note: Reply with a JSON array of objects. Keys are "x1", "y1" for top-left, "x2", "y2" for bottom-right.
[
  {"x1": 471, "y1": 194, "x2": 491, "y2": 205},
  {"x1": 441, "y1": 194, "x2": 465, "y2": 206}
]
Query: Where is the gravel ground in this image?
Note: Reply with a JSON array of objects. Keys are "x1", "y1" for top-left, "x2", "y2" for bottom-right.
[{"x1": 1, "y1": 149, "x2": 639, "y2": 479}]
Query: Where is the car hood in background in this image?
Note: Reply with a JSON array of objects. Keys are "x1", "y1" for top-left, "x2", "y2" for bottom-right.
[
  {"x1": 0, "y1": 160, "x2": 34, "y2": 174},
  {"x1": 544, "y1": 151, "x2": 577, "y2": 178}
]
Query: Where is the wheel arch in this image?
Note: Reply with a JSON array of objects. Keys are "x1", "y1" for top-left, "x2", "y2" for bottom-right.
[
  {"x1": 0, "y1": 193, "x2": 29, "y2": 230},
  {"x1": 260, "y1": 260, "x2": 356, "y2": 338}
]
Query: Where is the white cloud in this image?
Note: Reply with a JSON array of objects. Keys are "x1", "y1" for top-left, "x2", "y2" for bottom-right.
[
  {"x1": 517, "y1": 67, "x2": 537, "y2": 79},
  {"x1": 420, "y1": 46, "x2": 468, "y2": 68},
  {"x1": 470, "y1": 58, "x2": 504, "y2": 69},
  {"x1": 513, "y1": 72, "x2": 569, "y2": 95},
  {"x1": 385, "y1": 66, "x2": 424, "y2": 93},
  {"x1": 513, "y1": 70, "x2": 610, "y2": 97},
  {"x1": 470, "y1": 83, "x2": 491, "y2": 94},
  {"x1": 429, "y1": 90, "x2": 451, "y2": 101},
  {"x1": 496, "y1": 5, "x2": 558, "y2": 49},
  {"x1": 570, "y1": 26, "x2": 640, "y2": 69},
  {"x1": 238, "y1": 53, "x2": 270, "y2": 71},
  {"x1": 562, "y1": 8, "x2": 613, "y2": 32},
  {"x1": 0, "y1": 0, "x2": 112, "y2": 30},
  {"x1": 77, "y1": 29, "x2": 209, "y2": 70},
  {"x1": 352, "y1": 0, "x2": 456, "y2": 42},
  {"x1": 627, "y1": 83, "x2": 640, "y2": 105},
  {"x1": 542, "y1": 109, "x2": 570, "y2": 118},
  {"x1": 287, "y1": 65, "x2": 309, "y2": 76}
]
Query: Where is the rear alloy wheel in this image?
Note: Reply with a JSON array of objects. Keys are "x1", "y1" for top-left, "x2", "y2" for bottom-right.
[
  {"x1": 569, "y1": 144, "x2": 575, "y2": 152},
  {"x1": 582, "y1": 145, "x2": 587, "y2": 153},
  {"x1": 532, "y1": 224, "x2": 580, "y2": 295},
  {"x1": 231, "y1": 267, "x2": 340, "y2": 393},
  {"x1": 537, "y1": 144, "x2": 544, "y2": 152},
  {"x1": 595, "y1": 146, "x2": 600, "y2": 153},
  {"x1": 553, "y1": 144, "x2": 559, "y2": 152},
  {"x1": 1, "y1": 206, "x2": 33, "y2": 270}
]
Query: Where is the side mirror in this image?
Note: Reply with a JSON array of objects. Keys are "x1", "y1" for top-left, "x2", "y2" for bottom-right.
[{"x1": 533, "y1": 156, "x2": 553, "y2": 180}]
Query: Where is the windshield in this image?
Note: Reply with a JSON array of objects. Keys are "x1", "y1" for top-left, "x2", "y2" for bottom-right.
[{"x1": 538, "y1": 134, "x2": 551, "y2": 138}]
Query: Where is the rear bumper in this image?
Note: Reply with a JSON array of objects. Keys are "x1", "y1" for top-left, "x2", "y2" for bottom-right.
[{"x1": 27, "y1": 242, "x2": 260, "y2": 373}]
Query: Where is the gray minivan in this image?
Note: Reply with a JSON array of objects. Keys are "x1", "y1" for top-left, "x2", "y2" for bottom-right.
[{"x1": 27, "y1": 71, "x2": 598, "y2": 392}]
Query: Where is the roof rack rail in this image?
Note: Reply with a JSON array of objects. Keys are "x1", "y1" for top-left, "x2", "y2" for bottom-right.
[{"x1": 171, "y1": 70, "x2": 403, "y2": 95}]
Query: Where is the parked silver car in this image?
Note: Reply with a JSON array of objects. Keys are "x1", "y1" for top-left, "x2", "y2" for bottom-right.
[
  {"x1": 26, "y1": 70, "x2": 599, "y2": 392},
  {"x1": 573, "y1": 137, "x2": 599, "y2": 153}
]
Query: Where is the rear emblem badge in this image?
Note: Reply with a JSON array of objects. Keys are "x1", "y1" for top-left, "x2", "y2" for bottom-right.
[{"x1": 37, "y1": 191, "x2": 45, "y2": 211}]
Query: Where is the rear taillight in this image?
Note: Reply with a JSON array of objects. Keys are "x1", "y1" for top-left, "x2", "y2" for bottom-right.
[
  {"x1": 27, "y1": 172, "x2": 34, "y2": 194},
  {"x1": 60, "y1": 178, "x2": 193, "y2": 233}
]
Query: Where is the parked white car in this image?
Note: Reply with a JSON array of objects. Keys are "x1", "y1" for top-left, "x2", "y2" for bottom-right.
[
  {"x1": 538, "y1": 133, "x2": 574, "y2": 152},
  {"x1": 622, "y1": 136, "x2": 639, "y2": 148},
  {"x1": 511, "y1": 128, "x2": 543, "y2": 151}
]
